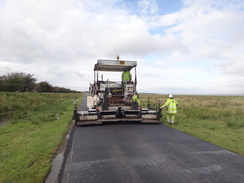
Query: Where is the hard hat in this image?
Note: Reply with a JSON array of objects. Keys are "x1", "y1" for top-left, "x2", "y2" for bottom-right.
[{"x1": 169, "y1": 94, "x2": 173, "y2": 98}]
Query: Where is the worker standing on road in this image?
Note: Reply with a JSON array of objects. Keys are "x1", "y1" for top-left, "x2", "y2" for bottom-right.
[
  {"x1": 160, "y1": 94, "x2": 178, "y2": 125},
  {"x1": 122, "y1": 68, "x2": 132, "y2": 85}
]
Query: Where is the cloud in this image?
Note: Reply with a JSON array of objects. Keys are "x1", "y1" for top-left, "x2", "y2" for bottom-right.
[
  {"x1": 0, "y1": 0, "x2": 244, "y2": 94},
  {"x1": 137, "y1": 0, "x2": 159, "y2": 15},
  {"x1": 151, "y1": 0, "x2": 244, "y2": 94},
  {"x1": 0, "y1": 0, "x2": 180, "y2": 63}
]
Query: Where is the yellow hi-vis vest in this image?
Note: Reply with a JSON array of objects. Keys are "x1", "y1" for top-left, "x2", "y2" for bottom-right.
[
  {"x1": 132, "y1": 94, "x2": 140, "y2": 103},
  {"x1": 162, "y1": 98, "x2": 178, "y2": 114},
  {"x1": 122, "y1": 71, "x2": 132, "y2": 83}
]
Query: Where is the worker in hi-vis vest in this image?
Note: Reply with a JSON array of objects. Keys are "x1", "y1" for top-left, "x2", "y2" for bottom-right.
[
  {"x1": 122, "y1": 68, "x2": 132, "y2": 85},
  {"x1": 160, "y1": 94, "x2": 178, "y2": 125},
  {"x1": 132, "y1": 92, "x2": 140, "y2": 104},
  {"x1": 132, "y1": 92, "x2": 140, "y2": 109}
]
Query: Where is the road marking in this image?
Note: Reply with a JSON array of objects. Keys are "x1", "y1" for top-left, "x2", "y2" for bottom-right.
[
  {"x1": 66, "y1": 158, "x2": 116, "y2": 171},
  {"x1": 129, "y1": 157, "x2": 167, "y2": 167},
  {"x1": 65, "y1": 156, "x2": 168, "y2": 171},
  {"x1": 180, "y1": 164, "x2": 223, "y2": 174},
  {"x1": 192, "y1": 150, "x2": 237, "y2": 156}
]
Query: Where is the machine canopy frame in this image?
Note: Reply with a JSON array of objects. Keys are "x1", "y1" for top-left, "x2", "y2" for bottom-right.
[{"x1": 94, "y1": 59, "x2": 137, "y2": 72}]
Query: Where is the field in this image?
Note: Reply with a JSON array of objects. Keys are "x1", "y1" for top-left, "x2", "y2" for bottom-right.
[
  {"x1": 140, "y1": 94, "x2": 244, "y2": 156},
  {"x1": 0, "y1": 92, "x2": 82, "y2": 183},
  {"x1": 0, "y1": 93, "x2": 243, "y2": 183}
]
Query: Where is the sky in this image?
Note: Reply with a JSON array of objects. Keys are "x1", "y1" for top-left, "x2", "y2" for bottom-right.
[{"x1": 0, "y1": 0, "x2": 244, "y2": 95}]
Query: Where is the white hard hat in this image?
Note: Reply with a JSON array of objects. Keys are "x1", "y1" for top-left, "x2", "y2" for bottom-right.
[{"x1": 169, "y1": 94, "x2": 173, "y2": 98}]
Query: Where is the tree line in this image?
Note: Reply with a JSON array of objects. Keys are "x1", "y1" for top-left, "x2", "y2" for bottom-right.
[{"x1": 0, "y1": 72, "x2": 80, "y2": 93}]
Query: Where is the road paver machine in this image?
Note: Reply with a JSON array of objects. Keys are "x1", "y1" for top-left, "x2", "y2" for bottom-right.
[{"x1": 73, "y1": 57, "x2": 161, "y2": 125}]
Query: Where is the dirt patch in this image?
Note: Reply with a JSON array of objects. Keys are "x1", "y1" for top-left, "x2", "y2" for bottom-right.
[{"x1": 0, "y1": 116, "x2": 10, "y2": 127}]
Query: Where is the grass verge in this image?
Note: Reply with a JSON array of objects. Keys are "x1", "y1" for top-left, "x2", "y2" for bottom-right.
[{"x1": 0, "y1": 92, "x2": 82, "y2": 183}]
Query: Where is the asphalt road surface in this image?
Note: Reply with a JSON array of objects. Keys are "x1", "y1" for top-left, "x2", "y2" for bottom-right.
[{"x1": 59, "y1": 95, "x2": 244, "y2": 183}]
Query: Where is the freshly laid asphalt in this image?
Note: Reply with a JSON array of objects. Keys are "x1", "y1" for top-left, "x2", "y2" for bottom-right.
[{"x1": 59, "y1": 95, "x2": 244, "y2": 183}]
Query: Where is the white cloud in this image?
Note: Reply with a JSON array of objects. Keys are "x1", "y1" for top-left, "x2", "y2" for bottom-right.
[
  {"x1": 0, "y1": 0, "x2": 244, "y2": 94},
  {"x1": 137, "y1": 0, "x2": 159, "y2": 15}
]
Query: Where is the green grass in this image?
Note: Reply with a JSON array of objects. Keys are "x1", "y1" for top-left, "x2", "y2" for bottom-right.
[
  {"x1": 0, "y1": 92, "x2": 82, "y2": 183},
  {"x1": 140, "y1": 94, "x2": 244, "y2": 156}
]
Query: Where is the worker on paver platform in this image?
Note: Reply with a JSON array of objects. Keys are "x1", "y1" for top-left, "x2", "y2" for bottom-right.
[
  {"x1": 132, "y1": 92, "x2": 140, "y2": 109},
  {"x1": 160, "y1": 94, "x2": 178, "y2": 125},
  {"x1": 132, "y1": 92, "x2": 140, "y2": 104},
  {"x1": 122, "y1": 68, "x2": 132, "y2": 85}
]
